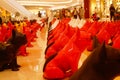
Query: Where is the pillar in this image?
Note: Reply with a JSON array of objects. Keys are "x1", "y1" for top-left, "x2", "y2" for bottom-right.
[{"x1": 84, "y1": 0, "x2": 90, "y2": 18}]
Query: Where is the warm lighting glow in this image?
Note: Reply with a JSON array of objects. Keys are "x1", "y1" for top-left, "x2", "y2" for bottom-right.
[
  {"x1": 49, "y1": 5, "x2": 69, "y2": 10},
  {"x1": 117, "y1": 2, "x2": 120, "y2": 5},
  {"x1": 38, "y1": 7, "x2": 43, "y2": 10},
  {"x1": 17, "y1": 0, "x2": 73, "y2": 4},
  {"x1": 19, "y1": 3, "x2": 54, "y2": 6},
  {"x1": 16, "y1": 0, "x2": 80, "y2": 7}
]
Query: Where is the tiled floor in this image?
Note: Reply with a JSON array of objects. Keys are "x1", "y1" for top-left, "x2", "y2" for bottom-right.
[{"x1": 0, "y1": 24, "x2": 120, "y2": 80}]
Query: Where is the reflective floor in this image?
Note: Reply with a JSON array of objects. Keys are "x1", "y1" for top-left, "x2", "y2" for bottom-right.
[
  {"x1": 0, "y1": 26, "x2": 47, "y2": 80},
  {"x1": 0, "y1": 24, "x2": 120, "y2": 80}
]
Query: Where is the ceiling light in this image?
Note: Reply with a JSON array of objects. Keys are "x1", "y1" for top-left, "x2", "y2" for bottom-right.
[{"x1": 17, "y1": 0, "x2": 73, "y2": 4}]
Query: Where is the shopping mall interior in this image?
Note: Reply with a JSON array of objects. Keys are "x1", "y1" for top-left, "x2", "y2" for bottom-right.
[{"x1": 0, "y1": 0, "x2": 120, "y2": 80}]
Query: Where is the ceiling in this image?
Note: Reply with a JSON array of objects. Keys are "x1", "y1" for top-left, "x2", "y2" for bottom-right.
[
  {"x1": 0, "y1": 0, "x2": 84, "y2": 19},
  {"x1": 16, "y1": 0, "x2": 83, "y2": 10}
]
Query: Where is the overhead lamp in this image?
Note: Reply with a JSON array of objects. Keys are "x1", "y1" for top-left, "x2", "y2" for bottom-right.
[
  {"x1": 49, "y1": 5, "x2": 69, "y2": 10},
  {"x1": 39, "y1": 7, "x2": 43, "y2": 9},
  {"x1": 17, "y1": 0, "x2": 73, "y2": 4},
  {"x1": 20, "y1": 3, "x2": 54, "y2": 7}
]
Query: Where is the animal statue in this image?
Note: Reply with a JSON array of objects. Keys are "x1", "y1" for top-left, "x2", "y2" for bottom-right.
[
  {"x1": 43, "y1": 28, "x2": 91, "y2": 79},
  {"x1": 70, "y1": 36, "x2": 120, "y2": 80},
  {"x1": 0, "y1": 29, "x2": 27, "y2": 71}
]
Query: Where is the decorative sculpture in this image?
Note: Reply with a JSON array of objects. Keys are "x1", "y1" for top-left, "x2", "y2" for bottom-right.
[
  {"x1": 0, "y1": 29, "x2": 27, "y2": 71},
  {"x1": 70, "y1": 36, "x2": 120, "y2": 80}
]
